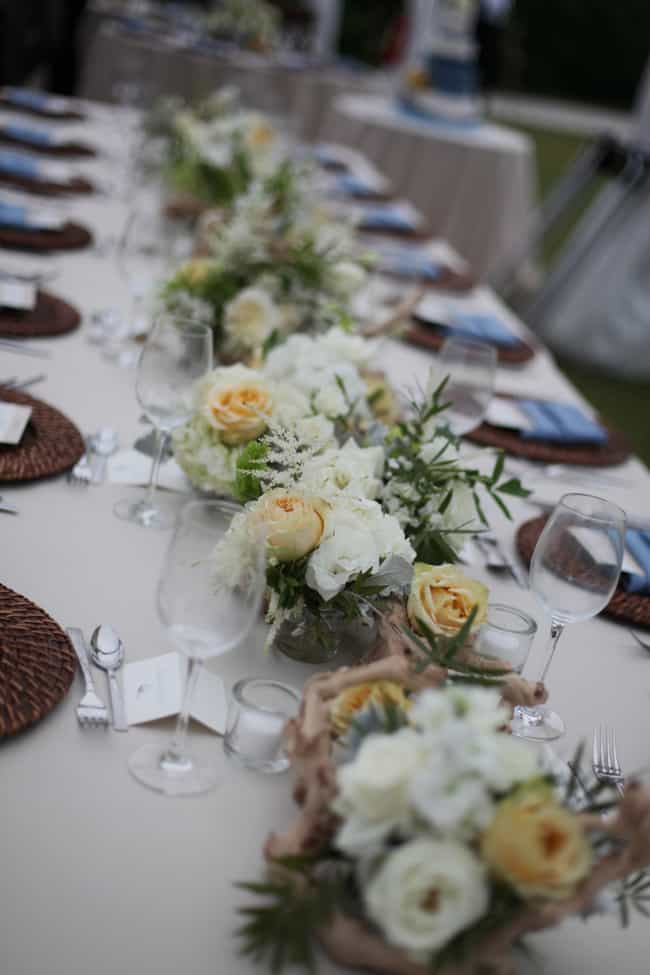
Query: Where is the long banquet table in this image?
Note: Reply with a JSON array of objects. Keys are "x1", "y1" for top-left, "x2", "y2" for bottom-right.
[{"x1": 3, "y1": 101, "x2": 650, "y2": 975}]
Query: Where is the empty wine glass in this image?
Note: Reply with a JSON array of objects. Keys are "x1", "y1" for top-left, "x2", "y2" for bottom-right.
[
  {"x1": 438, "y1": 337, "x2": 497, "y2": 436},
  {"x1": 512, "y1": 493, "x2": 625, "y2": 740},
  {"x1": 128, "y1": 499, "x2": 266, "y2": 795},
  {"x1": 114, "y1": 314, "x2": 212, "y2": 529}
]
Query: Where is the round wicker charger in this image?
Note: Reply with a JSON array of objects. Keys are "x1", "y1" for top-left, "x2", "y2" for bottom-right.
[
  {"x1": 0, "y1": 97, "x2": 84, "y2": 122},
  {"x1": 0, "y1": 221, "x2": 93, "y2": 253},
  {"x1": 0, "y1": 132, "x2": 95, "y2": 157},
  {"x1": 406, "y1": 319, "x2": 536, "y2": 365},
  {"x1": 0, "y1": 172, "x2": 93, "y2": 196},
  {"x1": 0, "y1": 387, "x2": 84, "y2": 481},
  {"x1": 467, "y1": 411, "x2": 630, "y2": 467},
  {"x1": 0, "y1": 291, "x2": 81, "y2": 338},
  {"x1": 0, "y1": 583, "x2": 76, "y2": 737},
  {"x1": 517, "y1": 515, "x2": 650, "y2": 630}
]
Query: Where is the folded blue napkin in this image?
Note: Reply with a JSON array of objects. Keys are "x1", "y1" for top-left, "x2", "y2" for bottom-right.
[
  {"x1": 517, "y1": 400, "x2": 608, "y2": 445},
  {"x1": 1, "y1": 123, "x2": 52, "y2": 146},
  {"x1": 313, "y1": 145, "x2": 346, "y2": 168},
  {"x1": 336, "y1": 175, "x2": 380, "y2": 198},
  {"x1": 0, "y1": 151, "x2": 39, "y2": 178},
  {"x1": 443, "y1": 312, "x2": 519, "y2": 347},
  {"x1": 4, "y1": 89, "x2": 50, "y2": 110},
  {"x1": 0, "y1": 202, "x2": 28, "y2": 227},
  {"x1": 379, "y1": 247, "x2": 443, "y2": 282},
  {"x1": 622, "y1": 530, "x2": 650, "y2": 594},
  {"x1": 359, "y1": 205, "x2": 417, "y2": 233}
]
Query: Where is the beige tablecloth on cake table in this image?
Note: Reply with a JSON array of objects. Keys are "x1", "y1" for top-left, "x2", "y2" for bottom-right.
[
  {"x1": 2, "y1": 102, "x2": 650, "y2": 975},
  {"x1": 321, "y1": 93, "x2": 536, "y2": 281}
]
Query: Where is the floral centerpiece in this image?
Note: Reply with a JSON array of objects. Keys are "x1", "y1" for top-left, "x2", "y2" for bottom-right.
[
  {"x1": 162, "y1": 164, "x2": 369, "y2": 359},
  {"x1": 237, "y1": 643, "x2": 650, "y2": 975},
  {"x1": 205, "y1": 0, "x2": 281, "y2": 52}
]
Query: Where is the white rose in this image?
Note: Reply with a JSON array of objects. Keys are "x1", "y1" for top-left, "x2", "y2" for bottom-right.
[
  {"x1": 223, "y1": 287, "x2": 280, "y2": 350},
  {"x1": 313, "y1": 383, "x2": 347, "y2": 419},
  {"x1": 334, "y1": 729, "x2": 428, "y2": 855},
  {"x1": 329, "y1": 260, "x2": 367, "y2": 297},
  {"x1": 301, "y1": 440, "x2": 384, "y2": 500},
  {"x1": 305, "y1": 498, "x2": 414, "y2": 601},
  {"x1": 365, "y1": 838, "x2": 488, "y2": 960},
  {"x1": 467, "y1": 733, "x2": 539, "y2": 794}
]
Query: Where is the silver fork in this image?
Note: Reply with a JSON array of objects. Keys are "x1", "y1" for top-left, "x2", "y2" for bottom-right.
[
  {"x1": 476, "y1": 531, "x2": 528, "y2": 589},
  {"x1": 66, "y1": 628, "x2": 109, "y2": 727},
  {"x1": 67, "y1": 452, "x2": 92, "y2": 486},
  {"x1": 592, "y1": 726, "x2": 625, "y2": 796}
]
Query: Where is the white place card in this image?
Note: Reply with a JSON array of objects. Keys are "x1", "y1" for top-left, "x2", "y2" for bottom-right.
[
  {"x1": 486, "y1": 398, "x2": 532, "y2": 432},
  {"x1": 0, "y1": 402, "x2": 32, "y2": 444},
  {"x1": 123, "y1": 651, "x2": 227, "y2": 733},
  {"x1": 107, "y1": 449, "x2": 191, "y2": 493},
  {"x1": 0, "y1": 279, "x2": 36, "y2": 310}
]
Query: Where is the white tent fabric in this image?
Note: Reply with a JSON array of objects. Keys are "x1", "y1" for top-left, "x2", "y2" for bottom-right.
[{"x1": 533, "y1": 59, "x2": 650, "y2": 379}]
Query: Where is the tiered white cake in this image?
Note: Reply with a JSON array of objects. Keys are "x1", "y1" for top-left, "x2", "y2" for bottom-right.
[{"x1": 401, "y1": 0, "x2": 481, "y2": 123}]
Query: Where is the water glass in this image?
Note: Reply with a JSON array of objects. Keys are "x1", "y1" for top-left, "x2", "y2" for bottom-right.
[
  {"x1": 128, "y1": 500, "x2": 266, "y2": 796},
  {"x1": 224, "y1": 678, "x2": 301, "y2": 773},
  {"x1": 475, "y1": 603, "x2": 537, "y2": 674},
  {"x1": 438, "y1": 336, "x2": 497, "y2": 436},
  {"x1": 512, "y1": 493, "x2": 625, "y2": 741},
  {"x1": 114, "y1": 314, "x2": 212, "y2": 529}
]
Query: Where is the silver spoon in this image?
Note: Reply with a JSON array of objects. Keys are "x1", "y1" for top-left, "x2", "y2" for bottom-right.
[{"x1": 90, "y1": 624, "x2": 128, "y2": 731}]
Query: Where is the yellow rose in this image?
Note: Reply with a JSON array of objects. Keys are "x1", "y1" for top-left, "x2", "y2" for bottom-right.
[
  {"x1": 202, "y1": 366, "x2": 273, "y2": 445},
  {"x1": 255, "y1": 490, "x2": 325, "y2": 563},
  {"x1": 330, "y1": 681, "x2": 410, "y2": 735},
  {"x1": 407, "y1": 563, "x2": 488, "y2": 638},
  {"x1": 481, "y1": 788, "x2": 592, "y2": 901},
  {"x1": 180, "y1": 258, "x2": 212, "y2": 288},
  {"x1": 245, "y1": 120, "x2": 276, "y2": 151}
]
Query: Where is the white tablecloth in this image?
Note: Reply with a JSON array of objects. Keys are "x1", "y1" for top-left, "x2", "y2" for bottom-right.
[
  {"x1": 321, "y1": 93, "x2": 536, "y2": 281},
  {"x1": 2, "y1": 104, "x2": 650, "y2": 975}
]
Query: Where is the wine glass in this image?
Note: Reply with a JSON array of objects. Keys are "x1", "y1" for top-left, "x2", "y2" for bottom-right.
[
  {"x1": 438, "y1": 337, "x2": 497, "y2": 436},
  {"x1": 114, "y1": 315, "x2": 212, "y2": 529},
  {"x1": 128, "y1": 499, "x2": 266, "y2": 796},
  {"x1": 512, "y1": 493, "x2": 625, "y2": 740}
]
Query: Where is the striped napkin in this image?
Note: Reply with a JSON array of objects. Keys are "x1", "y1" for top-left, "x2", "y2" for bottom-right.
[
  {"x1": 622, "y1": 531, "x2": 650, "y2": 594},
  {"x1": 1, "y1": 123, "x2": 53, "y2": 146},
  {"x1": 517, "y1": 400, "x2": 608, "y2": 445},
  {"x1": 0, "y1": 151, "x2": 39, "y2": 178}
]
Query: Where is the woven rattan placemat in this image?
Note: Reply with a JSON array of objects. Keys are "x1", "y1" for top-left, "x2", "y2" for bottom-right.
[
  {"x1": 0, "y1": 221, "x2": 93, "y2": 253},
  {"x1": 517, "y1": 514, "x2": 650, "y2": 630},
  {"x1": 0, "y1": 584, "x2": 77, "y2": 737},
  {"x1": 0, "y1": 172, "x2": 93, "y2": 196},
  {"x1": 0, "y1": 386, "x2": 84, "y2": 481},
  {"x1": 406, "y1": 320, "x2": 536, "y2": 366},
  {"x1": 0, "y1": 132, "x2": 95, "y2": 157},
  {"x1": 0, "y1": 291, "x2": 81, "y2": 338},
  {"x1": 467, "y1": 413, "x2": 630, "y2": 466}
]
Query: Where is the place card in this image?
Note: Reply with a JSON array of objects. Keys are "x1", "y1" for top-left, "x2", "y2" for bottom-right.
[
  {"x1": 123, "y1": 651, "x2": 227, "y2": 733},
  {"x1": 0, "y1": 278, "x2": 36, "y2": 310},
  {"x1": 0, "y1": 401, "x2": 32, "y2": 444},
  {"x1": 107, "y1": 448, "x2": 191, "y2": 493}
]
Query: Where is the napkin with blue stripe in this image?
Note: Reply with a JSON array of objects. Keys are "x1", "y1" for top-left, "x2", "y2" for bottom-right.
[
  {"x1": 1, "y1": 123, "x2": 52, "y2": 146},
  {"x1": 379, "y1": 246, "x2": 443, "y2": 281},
  {"x1": 622, "y1": 531, "x2": 650, "y2": 594},
  {"x1": 0, "y1": 202, "x2": 28, "y2": 227},
  {"x1": 4, "y1": 89, "x2": 50, "y2": 110},
  {"x1": 359, "y1": 204, "x2": 419, "y2": 233},
  {"x1": 336, "y1": 174, "x2": 383, "y2": 198},
  {"x1": 516, "y1": 400, "x2": 608, "y2": 445},
  {"x1": 442, "y1": 312, "x2": 519, "y2": 347},
  {"x1": 0, "y1": 151, "x2": 39, "y2": 178}
]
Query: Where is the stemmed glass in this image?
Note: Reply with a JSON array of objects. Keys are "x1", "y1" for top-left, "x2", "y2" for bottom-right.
[
  {"x1": 114, "y1": 315, "x2": 212, "y2": 529},
  {"x1": 438, "y1": 337, "x2": 497, "y2": 436},
  {"x1": 512, "y1": 493, "x2": 625, "y2": 740},
  {"x1": 128, "y1": 500, "x2": 266, "y2": 796}
]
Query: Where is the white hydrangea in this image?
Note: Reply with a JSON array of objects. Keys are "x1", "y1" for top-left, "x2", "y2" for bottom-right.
[{"x1": 300, "y1": 439, "x2": 384, "y2": 501}]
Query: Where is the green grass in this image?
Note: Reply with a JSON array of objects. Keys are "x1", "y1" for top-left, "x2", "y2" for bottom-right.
[{"x1": 503, "y1": 122, "x2": 650, "y2": 466}]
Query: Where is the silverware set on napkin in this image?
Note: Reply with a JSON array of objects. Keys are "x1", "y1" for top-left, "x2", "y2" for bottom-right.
[{"x1": 66, "y1": 625, "x2": 127, "y2": 731}]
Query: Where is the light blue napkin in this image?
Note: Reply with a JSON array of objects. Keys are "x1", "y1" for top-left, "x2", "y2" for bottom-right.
[
  {"x1": 4, "y1": 89, "x2": 50, "y2": 110},
  {"x1": 359, "y1": 204, "x2": 417, "y2": 232},
  {"x1": 443, "y1": 312, "x2": 519, "y2": 347},
  {"x1": 378, "y1": 247, "x2": 443, "y2": 282},
  {"x1": 517, "y1": 400, "x2": 608, "y2": 445},
  {"x1": 622, "y1": 530, "x2": 650, "y2": 594},
  {"x1": 313, "y1": 145, "x2": 346, "y2": 168},
  {"x1": 336, "y1": 174, "x2": 379, "y2": 197},
  {"x1": 0, "y1": 151, "x2": 39, "y2": 178},
  {"x1": 1, "y1": 123, "x2": 52, "y2": 146},
  {"x1": 0, "y1": 202, "x2": 28, "y2": 227}
]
